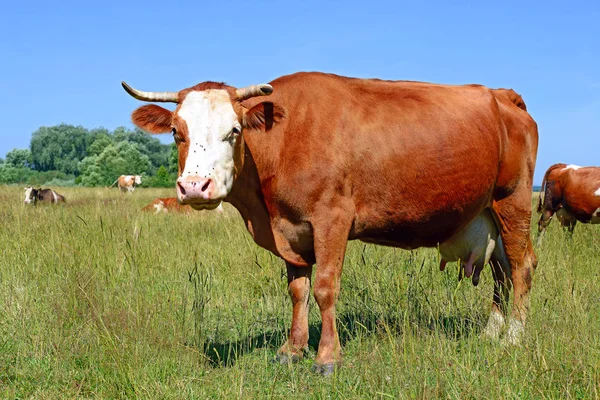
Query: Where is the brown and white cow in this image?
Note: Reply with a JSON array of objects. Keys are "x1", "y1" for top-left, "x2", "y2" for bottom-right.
[
  {"x1": 111, "y1": 175, "x2": 142, "y2": 192},
  {"x1": 24, "y1": 187, "x2": 66, "y2": 204},
  {"x1": 537, "y1": 163, "x2": 600, "y2": 241},
  {"x1": 142, "y1": 197, "x2": 224, "y2": 214},
  {"x1": 123, "y1": 72, "x2": 538, "y2": 375}
]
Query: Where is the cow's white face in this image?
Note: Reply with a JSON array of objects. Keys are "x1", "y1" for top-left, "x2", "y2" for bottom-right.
[
  {"x1": 24, "y1": 187, "x2": 34, "y2": 204},
  {"x1": 134, "y1": 175, "x2": 142, "y2": 185},
  {"x1": 174, "y1": 90, "x2": 241, "y2": 208},
  {"x1": 126, "y1": 80, "x2": 279, "y2": 210}
]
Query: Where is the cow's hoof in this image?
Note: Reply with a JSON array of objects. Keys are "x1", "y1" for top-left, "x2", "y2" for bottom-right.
[
  {"x1": 501, "y1": 318, "x2": 524, "y2": 346},
  {"x1": 482, "y1": 311, "x2": 505, "y2": 341},
  {"x1": 273, "y1": 352, "x2": 301, "y2": 365},
  {"x1": 311, "y1": 362, "x2": 337, "y2": 377}
]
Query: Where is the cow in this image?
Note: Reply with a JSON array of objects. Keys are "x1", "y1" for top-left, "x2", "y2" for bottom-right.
[
  {"x1": 142, "y1": 197, "x2": 188, "y2": 213},
  {"x1": 142, "y1": 197, "x2": 224, "y2": 214},
  {"x1": 111, "y1": 175, "x2": 142, "y2": 192},
  {"x1": 24, "y1": 187, "x2": 66, "y2": 205},
  {"x1": 537, "y1": 163, "x2": 600, "y2": 242},
  {"x1": 122, "y1": 72, "x2": 538, "y2": 375}
]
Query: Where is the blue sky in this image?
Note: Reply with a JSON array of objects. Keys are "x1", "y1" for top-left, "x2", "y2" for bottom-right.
[{"x1": 1, "y1": 0, "x2": 598, "y2": 184}]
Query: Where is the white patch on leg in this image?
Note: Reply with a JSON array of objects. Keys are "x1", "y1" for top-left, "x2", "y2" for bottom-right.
[
  {"x1": 52, "y1": 190, "x2": 58, "y2": 203},
  {"x1": 591, "y1": 208, "x2": 600, "y2": 223},
  {"x1": 482, "y1": 309, "x2": 505, "y2": 340},
  {"x1": 594, "y1": 187, "x2": 600, "y2": 196},
  {"x1": 503, "y1": 318, "x2": 525, "y2": 346},
  {"x1": 563, "y1": 164, "x2": 581, "y2": 170},
  {"x1": 153, "y1": 201, "x2": 165, "y2": 214}
]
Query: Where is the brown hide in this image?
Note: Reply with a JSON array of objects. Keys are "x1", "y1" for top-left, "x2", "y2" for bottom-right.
[
  {"x1": 226, "y1": 73, "x2": 537, "y2": 265},
  {"x1": 538, "y1": 164, "x2": 600, "y2": 230},
  {"x1": 128, "y1": 72, "x2": 538, "y2": 369},
  {"x1": 142, "y1": 197, "x2": 192, "y2": 213}
]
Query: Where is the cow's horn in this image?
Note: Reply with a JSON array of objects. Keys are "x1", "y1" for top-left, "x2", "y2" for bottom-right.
[
  {"x1": 121, "y1": 81, "x2": 179, "y2": 103},
  {"x1": 235, "y1": 84, "x2": 273, "y2": 101}
]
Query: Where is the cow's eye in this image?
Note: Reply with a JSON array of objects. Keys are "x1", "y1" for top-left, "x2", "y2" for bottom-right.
[{"x1": 224, "y1": 127, "x2": 241, "y2": 142}]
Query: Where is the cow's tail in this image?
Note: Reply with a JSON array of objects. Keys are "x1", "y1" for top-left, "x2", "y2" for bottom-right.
[
  {"x1": 537, "y1": 163, "x2": 566, "y2": 212},
  {"x1": 109, "y1": 179, "x2": 118, "y2": 188}
]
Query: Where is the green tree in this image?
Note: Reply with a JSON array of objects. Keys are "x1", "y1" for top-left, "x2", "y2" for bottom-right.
[
  {"x1": 169, "y1": 143, "x2": 178, "y2": 173},
  {"x1": 0, "y1": 165, "x2": 34, "y2": 184},
  {"x1": 145, "y1": 165, "x2": 175, "y2": 187},
  {"x1": 30, "y1": 124, "x2": 91, "y2": 174},
  {"x1": 114, "y1": 127, "x2": 171, "y2": 173},
  {"x1": 87, "y1": 133, "x2": 114, "y2": 156},
  {"x1": 5, "y1": 148, "x2": 32, "y2": 168},
  {"x1": 79, "y1": 141, "x2": 151, "y2": 186}
]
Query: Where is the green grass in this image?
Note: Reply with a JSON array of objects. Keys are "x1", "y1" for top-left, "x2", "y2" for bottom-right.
[{"x1": 1, "y1": 186, "x2": 599, "y2": 399}]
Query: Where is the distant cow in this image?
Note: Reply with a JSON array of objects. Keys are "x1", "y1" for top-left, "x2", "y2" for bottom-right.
[
  {"x1": 111, "y1": 175, "x2": 142, "y2": 193},
  {"x1": 142, "y1": 197, "x2": 190, "y2": 213},
  {"x1": 537, "y1": 163, "x2": 600, "y2": 240},
  {"x1": 24, "y1": 187, "x2": 66, "y2": 205},
  {"x1": 142, "y1": 197, "x2": 224, "y2": 214}
]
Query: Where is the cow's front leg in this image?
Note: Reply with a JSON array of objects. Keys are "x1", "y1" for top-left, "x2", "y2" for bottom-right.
[
  {"x1": 311, "y1": 212, "x2": 352, "y2": 376},
  {"x1": 276, "y1": 262, "x2": 313, "y2": 364}
]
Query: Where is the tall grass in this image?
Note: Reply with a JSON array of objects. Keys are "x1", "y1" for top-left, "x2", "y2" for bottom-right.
[{"x1": 0, "y1": 186, "x2": 599, "y2": 398}]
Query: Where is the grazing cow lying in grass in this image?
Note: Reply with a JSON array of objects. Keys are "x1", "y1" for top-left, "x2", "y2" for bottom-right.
[
  {"x1": 142, "y1": 197, "x2": 224, "y2": 214},
  {"x1": 111, "y1": 175, "x2": 142, "y2": 193},
  {"x1": 24, "y1": 187, "x2": 66, "y2": 205},
  {"x1": 123, "y1": 71, "x2": 538, "y2": 375},
  {"x1": 537, "y1": 163, "x2": 600, "y2": 242}
]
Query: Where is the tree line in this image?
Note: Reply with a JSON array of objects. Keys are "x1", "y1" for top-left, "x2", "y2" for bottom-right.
[{"x1": 0, "y1": 124, "x2": 177, "y2": 187}]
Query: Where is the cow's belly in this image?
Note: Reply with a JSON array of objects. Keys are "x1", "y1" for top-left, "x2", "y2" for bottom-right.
[{"x1": 353, "y1": 190, "x2": 493, "y2": 249}]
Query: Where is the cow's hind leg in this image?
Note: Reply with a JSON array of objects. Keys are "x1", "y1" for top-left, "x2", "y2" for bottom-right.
[
  {"x1": 562, "y1": 216, "x2": 577, "y2": 236},
  {"x1": 276, "y1": 263, "x2": 313, "y2": 364},
  {"x1": 482, "y1": 238, "x2": 511, "y2": 340},
  {"x1": 493, "y1": 195, "x2": 537, "y2": 345}
]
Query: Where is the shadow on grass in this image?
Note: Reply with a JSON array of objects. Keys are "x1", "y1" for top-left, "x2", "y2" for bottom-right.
[{"x1": 197, "y1": 308, "x2": 480, "y2": 367}]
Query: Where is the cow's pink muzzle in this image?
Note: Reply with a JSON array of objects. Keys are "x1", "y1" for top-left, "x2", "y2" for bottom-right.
[{"x1": 176, "y1": 177, "x2": 216, "y2": 204}]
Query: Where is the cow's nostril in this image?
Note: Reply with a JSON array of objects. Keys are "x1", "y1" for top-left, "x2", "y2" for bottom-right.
[
  {"x1": 201, "y1": 180, "x2": 211, "y2": 192},
  {"x1": 177, "y1": 181, "x2": 186, "y2": 196}
]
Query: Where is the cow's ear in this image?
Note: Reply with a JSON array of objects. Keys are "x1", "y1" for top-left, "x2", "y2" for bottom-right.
[
  {"x1": 132, "y1": 104, "x2": 173, "y2": 134},
  {"x1": 244, "y1": 102, "x2": 285, "y2": 132}
]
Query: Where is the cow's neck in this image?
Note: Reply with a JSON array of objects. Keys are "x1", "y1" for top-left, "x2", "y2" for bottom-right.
[{"x1": 226, "y1": 145, "x2": 279, "y2": 256}]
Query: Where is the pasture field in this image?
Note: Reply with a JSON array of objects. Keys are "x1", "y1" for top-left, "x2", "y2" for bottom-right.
[{"x1": 1, "y1": 186, "x2": 599, "y2": 399}]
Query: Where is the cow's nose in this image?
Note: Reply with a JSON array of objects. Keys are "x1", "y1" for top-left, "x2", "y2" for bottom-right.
[{"x1": 177, "y1": 177, "x2": 215, "y2": 202}]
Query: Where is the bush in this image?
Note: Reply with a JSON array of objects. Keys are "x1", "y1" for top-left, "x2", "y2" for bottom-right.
[
  {"x1": 0, "y1": 165, "x2": 34, "y2": 184},
  {"x1": 0, "y1": 166, "x2": 76, "y2": 186},
  {"x1": 142, "y1": 166, "x2": 177, "y2": 187}
]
